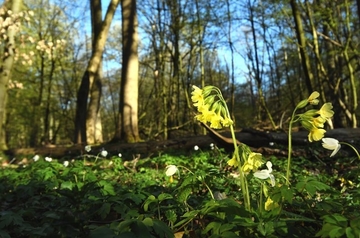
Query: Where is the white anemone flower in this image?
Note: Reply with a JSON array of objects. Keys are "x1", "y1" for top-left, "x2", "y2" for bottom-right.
[
  {"x1": 45, "y1": 157, "x2": 52, "y2": 162},
  {"x1": 254, "y1": 161, "x2": 275, "y2": 187},
  {"x1": 85, "y1": 145, "x2": 91, "y2": 152},
  {"x1": 165, "y1": 165, "x2": 178, "y2": 177},
  {"x1": 101, "y1": 150, "x2": 108, "y2": 157},
  {"x1": 63, "y1": 161, "x2": 69, "y2": 167},
  {"x1": 194, "y1": 145, "x2": 199, "y2": 151},
  {"x1": 32, "y1": 155, "x2": 40, "y2": 162},
  {"x1": 322, "y1": 138, "x2": 341, "y2": 157}
]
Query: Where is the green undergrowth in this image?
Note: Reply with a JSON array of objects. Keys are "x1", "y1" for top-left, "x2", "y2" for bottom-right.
[{"x1": 0, "y1": 147, "x2": 359, "y2": 238}]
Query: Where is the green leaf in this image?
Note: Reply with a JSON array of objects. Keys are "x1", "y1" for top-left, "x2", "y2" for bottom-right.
[
  {"x1": 203, "y1": 221, "x2": 222, "y2": 235},
  {"x1": 345, "y1": 227, "x2": 356, "y2": 238},
  {"x1": 296, "y1": 177, "x2": 330, "y2": 197},
  {"x1": 97, "y1": 180, "x2": 116, "y2": 196},
  {"x1": 131, "y1": 220, "x2": 151, "y2": 237},
  {"x1": 89, "y1": 226, "x2": 116, "y2": 238},
  {"x1": 152, "y1": 220, "x2": 175, "y2": 238},
  {"x1": 98, "y1": 203, "x2": 111, "y2": 219},
  {"x1": 219, "y1": 223, "x2": 235, "y2": 233},
  {"x1": 0, "y1": 230, "x2": 11, "y2": 238},
  {"x1": 158, "y1": 193, "x2": 173, "y2": 202},
  {"x1": 322, "y1": 214, "x2": 348, "y2": 227},
  {"x1": 143, "y1": 195, "x2": 157, "y2": 212},
  {"x1": 142, "y1": 217, "x2": 154, "y2": 227},
  {"x1": 60, "y1": 181, "x2": 73, "y2": 190}
]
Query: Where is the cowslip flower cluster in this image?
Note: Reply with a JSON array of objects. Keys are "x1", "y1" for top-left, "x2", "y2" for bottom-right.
[
  {"x1": 296, "y1": 92, "x2": 334, "y2": 142},
  {"x1": 227, "y1": 144, "x2": 275, "y2": 187},
  {"x1": 191, "y1": 85, "x2": 233, "y2": 129}
]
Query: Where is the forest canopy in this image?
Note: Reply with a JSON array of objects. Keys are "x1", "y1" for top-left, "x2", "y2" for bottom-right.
[{"x1": 0, "y1": 0, "x2": 359, "y2": 150}]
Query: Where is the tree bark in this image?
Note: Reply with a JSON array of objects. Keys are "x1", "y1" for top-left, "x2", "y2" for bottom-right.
[
  {"x1": 86, "y1": 0, "x2": 104, "y2": 144},
  {"x1": 115, "y1": 0, "x2": 140, "y2": 142},
  {"x1": 74, "y1": 0, "x2": 120, "y2": 144},
  {"x1": 0, "y1": 0, "x2": 22, "y2": 151},
  {"x1": 289, "y1": 0, "x2": 314, "y2": 93}
]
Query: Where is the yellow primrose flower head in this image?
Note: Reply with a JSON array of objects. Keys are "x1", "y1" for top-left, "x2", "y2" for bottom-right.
[
  {"x1": 265, "y1": 197, "x2": 279, "y2": 211},
  {"x1": 296, "y1": 91, "x2": 320, "y2": 109},
  {"x1": 318, "y1": 103, "x2": 334, "y2": 119},
  {"x1": 192, "y1": 85, "x2": 233, "y2": 129},
  {"x1": 242, "y1": 152, "x2": 264, "y2": 173},
  {"x1": 308, "y1": 91, "x2": 320, "y2": 105},
  {"x1": 191, "y1": 85, "x2": 203, "y2": 103},
  {"x1": 312, "y1": 116, "x2": 326, "y2": 128},
  {"x1": 308, "y1": 128, "x2": 326, "y2": 142},
  {"x1": 227, "y1": 155, "x2": 239, "y2": 168}
]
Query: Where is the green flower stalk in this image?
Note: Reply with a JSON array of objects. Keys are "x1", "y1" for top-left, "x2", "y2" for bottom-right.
[
  {"x1": 191, "y1": 85, "x2": 250, "y2": 210},
  {"x1": 286, "y1": 92, "x2": 334, "y2": 184}
]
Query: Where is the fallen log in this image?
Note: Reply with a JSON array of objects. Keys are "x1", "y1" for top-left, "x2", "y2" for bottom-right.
[{"x1": 6, "y1": 128, "x2": 360, "y2": 159}]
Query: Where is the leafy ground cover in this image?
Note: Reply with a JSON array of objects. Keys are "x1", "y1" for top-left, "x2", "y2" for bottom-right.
[{"x1": 0, "y1": 144, "x2": 359, "y2": 238}]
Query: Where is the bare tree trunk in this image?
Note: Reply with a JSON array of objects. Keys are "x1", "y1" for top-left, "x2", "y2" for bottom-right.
[
  {"x1": 0, "y1": 0, "x2": 22, "y2": 151},
  {"x1": 74, "y1": 0, "x2": 119, "y2": 144},
  {"x1": 248, "y1": 2, "x2": 276, "y2": 129},
  {"x1": 289, "y1": 0, "x2": 314, "y2": 93},
  {"x1": 86, "y1": 0, "x2": 104, "y2": 144},
  {"x1": 115, "y1": 0, "x2": 140, "y2": 142}
]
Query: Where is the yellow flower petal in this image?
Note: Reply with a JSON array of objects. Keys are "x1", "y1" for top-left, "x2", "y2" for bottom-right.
[
  {"x1": 221, "y1": 117, "x2": 233, "y2": 127},
  {"x1": 308, "y1": 128, "x2": 326, "y2": 142},
  {"x1": 318, "y1": 103, "x2": 334, "y2": 119},
  {"x1": 242, "y1": 152, "x2": 263, "y2": 173},
  {"x1": 265, "y1": 197, "x2": 279, "y2": 211},
  {"x1": 209, "y1": 113, "x2": 223, "y2": 129},
  {"x1": 308, "y1": 91, "x2": 320, "y2": 105},
  {"x1": 191, "y1": 85, "x2": 203, "y2": 103},
  {"x1": 227, "y1": 156, "x2": 239, "y2": 168},
  {"x1": 312, "y1": 116, "x2": 326, "y2": 128}
]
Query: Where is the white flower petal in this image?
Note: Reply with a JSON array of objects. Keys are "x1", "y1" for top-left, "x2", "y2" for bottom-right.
[
  {"x1": 165, "y1": 165, "x2": 178, "y2": 176},
  {"x1": 266, "y1": 161, "x2": 273, "y2": 171},
  {"x1": 322, "y1": 138, "x2": 341, "y2": 157},
  {"x1": 330, "y1": 144, "x2": 341, "y2": 157},
  {"x1": 254, "y1": 170, "x2": 270, "y2": 179},
  {"x1": 101, "y1": 150, "x2": 108, "y2": 157},
  {"x1": 269, "y1": 174, "x2": 275, "y2": 187},
  {"x1": 322, "y1": 138, "x2": 339, "y2": 150}
]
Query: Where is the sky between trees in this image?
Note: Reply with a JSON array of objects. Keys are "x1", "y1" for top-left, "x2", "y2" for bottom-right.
[{"x1": 0, "y1": 0, "x2": 359, "y2": 149}]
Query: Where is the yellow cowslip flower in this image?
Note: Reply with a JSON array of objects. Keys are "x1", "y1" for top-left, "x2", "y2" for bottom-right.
[
  {"x1": 308, "y1": 128, "x2": 326, "y2": 142},
  {"x1": 191, "y1": 85, "x2": 203, "y2": 103},
  {"x1": 221, "y1": 117, "x2": 233, "y2": 127},
  {"x1": 308, "y1": 91, "x2": 320, "y2": 105},
  {"x1": 312, "y1": 116, "x2": 326, "y2": 128},
  {"x1": 202, "y1": 109, "x2": 217, "y2": 123},
  {"x1": 265, "y1": 197, "x2": 279, "y2": 211},
  {"x1": 209, "y1": 115, "x2": 223, "y2": 129},
  {"x1": 196, "y1": 102, "x2": 209, "y2": 114},
  {"x1": 242, "y1": 152, "x2": 264, "y2": 173},
  {"x1": 227, "y1": 155, "x2": 239, "y2": 168},
  {"x1": 318, "y1": 103, "x2": 334, "y2": 119}
]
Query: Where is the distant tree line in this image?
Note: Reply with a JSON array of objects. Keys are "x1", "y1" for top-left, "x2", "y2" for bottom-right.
[{"x1": 0, "y1": 0, "x2": 359, "y2": 150}]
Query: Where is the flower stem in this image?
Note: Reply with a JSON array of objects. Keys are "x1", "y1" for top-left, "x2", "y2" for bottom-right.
[
  {"x1": 230, "y1": 125, "x2": 250, "y2": 211},
  {"x1": 286, "y1": 107, "x2": 298, "y2": 185},
  {"x1": 340, "y1": 142, "x2": 360, "y2": 160}
]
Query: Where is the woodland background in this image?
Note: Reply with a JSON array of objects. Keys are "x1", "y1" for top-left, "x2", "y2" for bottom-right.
[{"x1": 0, "y1": 0, "x2": 359, "y2": 152}]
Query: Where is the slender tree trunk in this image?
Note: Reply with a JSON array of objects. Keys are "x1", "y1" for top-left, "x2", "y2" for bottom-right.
[
  {"x1": 86, "y1": 0, "x2": 104, "y2": 144},
  {"x1": 115, "y1": 0, "x2": 140, "y2": 142},
  {"x1": 0, "y1": 0, "x2": 22, "y2": 151},
  {"x1": 74, "y1": 0, "x2": 119, "y2": 144},
  {"x1": 248, "y1": 2, "x2": 276, "y2": 129},
  {"x1": 289, "y1": 0, "x2": 314, "y2": 93}
]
